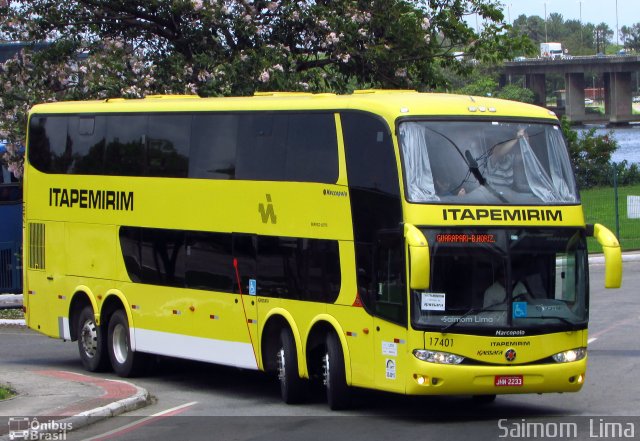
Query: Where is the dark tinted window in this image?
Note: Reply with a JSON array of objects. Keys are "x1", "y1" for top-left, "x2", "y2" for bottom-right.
[
  {"x1": 342, "y1": 112, "x2": 399, "y2": 195},
  {"x1": 119, "y1": 227, "x2": 340, "y2": 302},
  {"x1": 256, "y1": 236, "x2": 340, "y2": 302},
  {"x1": 105, "y1": 115, "x2": 146, "y2": 176},
  {"x1": 119, "y1": 227, "x2": 142, "y2": 282},
  {"x1": 341, "y1": 111, "x2": 402, "y2": 243},
  {"x1": 68, "y1": 116, "x2": 107, "y2": 174},
  {"x1": 235, "y1": 113, "x2": 338, "y2": 183},
  {"x1": 374, "y1": 231, "x2": 406, "y2": 325},
  {"x1": 139, "y1": 228, "x2": 186, "y2": 287},
  {"x1": 28, "y1": 115, "x2": 70, "y2": 173},
  {"x1": 236, "y1": 114, "x2": 288, "y2": 181},
  {"x1": 186, "y1": 232, "x2": 233, "y2": 291},
  {"x1": 233, "y1": 234, "x2": 257, "y2": 294},
  {"x1": 190, "y1": 114, "x2": 239, "y2": 179},
  {"x1": 147, "y1": 115, "x2": 190, "y2": 177},
  {"x1": 285, "y1": 114, "x2": 338, "y2": 183},
  {"x1": 29, "y1": 112, "x2": 338, "y2": 184}
]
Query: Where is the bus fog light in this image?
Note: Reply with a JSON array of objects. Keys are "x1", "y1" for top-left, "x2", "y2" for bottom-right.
[
  {"x1": 414, "y1": 374, "x2": 427, "y2": 385},
  {"x1": 552, "y1": 348, "x2": 586, "y2": 363},
  {"x1": 413, "y1": 349, "x2": 464, "y2": 365}
]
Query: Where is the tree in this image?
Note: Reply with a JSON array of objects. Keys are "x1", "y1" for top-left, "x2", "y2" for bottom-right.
[
  {"x1": 620, "y1": 23, "x2": 640, "y2": 52},
  {"x1": 594, "y1": 22, "x2": 613, "y2": 54},
  {"x1": 0, "y1": 0, "x2": 530, "y2": 177}
]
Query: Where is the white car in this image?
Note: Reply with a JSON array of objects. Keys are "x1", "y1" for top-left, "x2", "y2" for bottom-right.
[{"x1": 584, "y1": 98, "x2": 594, "y2": 105}]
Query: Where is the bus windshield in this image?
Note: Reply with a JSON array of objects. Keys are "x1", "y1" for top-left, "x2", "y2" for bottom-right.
[
  {"x1": 399, "y1": 120, "x2": 579, "y2": 205},
  {"x1": 411, "y1": 228, "x2": 588, "y2": 333}
]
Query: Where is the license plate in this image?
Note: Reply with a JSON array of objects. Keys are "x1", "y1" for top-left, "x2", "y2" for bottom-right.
[{"x1": 494, "y1": 375, "x2": 523, "y2": 387}]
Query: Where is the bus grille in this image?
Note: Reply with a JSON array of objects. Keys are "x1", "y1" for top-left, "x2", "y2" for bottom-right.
[{"x1": 29, "y1": 223, "x2": 45, "y2": 270}]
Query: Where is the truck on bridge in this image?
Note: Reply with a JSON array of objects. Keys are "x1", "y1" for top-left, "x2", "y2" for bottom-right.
[{"x1": 540, "y1": 42, "x2": 564, "y2": 59}]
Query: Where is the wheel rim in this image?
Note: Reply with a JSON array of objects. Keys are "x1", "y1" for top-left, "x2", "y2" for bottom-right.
[
  {"x1": 277, "y1": 347, "x2": 286, "y2": 382},
  {"x1": 323, "y1": 353, "x2": 330, "y2": 387},
  {"x1": 80, "y1": 319, "x2": 98, "y2": 358},
  {"x1": 112, "y1": 323, "x2": 129, "y2": 365}
]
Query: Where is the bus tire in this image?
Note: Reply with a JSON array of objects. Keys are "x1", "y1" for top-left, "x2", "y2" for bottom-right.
[
  {"x1": 77, "y1": 306, "x2": 109, "y2": 372},
  {"x1": 277, "y1": 328, "x2": 306, "y2": 404},
  {"x1": 107, "y1": 310, "x2": 146, "y2": 377},
  {"x1": 324, "y1": 331, "x2": 351, "y2": 410}
]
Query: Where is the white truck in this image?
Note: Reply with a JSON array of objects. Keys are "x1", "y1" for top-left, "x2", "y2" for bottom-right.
[{"x1": 540, "y1": 42, "x2": 563, "y2": 59}]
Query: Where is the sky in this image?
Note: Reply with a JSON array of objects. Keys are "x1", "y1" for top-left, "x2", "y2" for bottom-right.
[{"x1": 501, "y1": 0, "x2": 638, "y2": 37}]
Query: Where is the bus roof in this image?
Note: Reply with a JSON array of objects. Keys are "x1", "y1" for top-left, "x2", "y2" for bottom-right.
[{"x1": 28, "y1": 90, "x2": 557, "y2": 122}]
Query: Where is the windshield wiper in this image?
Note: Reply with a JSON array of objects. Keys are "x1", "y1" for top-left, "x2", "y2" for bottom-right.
[{"x1": 464, "y1": 149, "x2": 486, "y2": 185}]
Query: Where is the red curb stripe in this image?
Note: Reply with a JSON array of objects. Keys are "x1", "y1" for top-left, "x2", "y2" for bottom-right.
[{"x1": 34, "y1": 370, "x2": 140, "y2": 416}]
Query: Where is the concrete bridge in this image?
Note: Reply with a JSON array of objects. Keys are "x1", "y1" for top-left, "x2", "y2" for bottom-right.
[{"x1": 503, "y1": 55, "x2": 640, "y2": 125}]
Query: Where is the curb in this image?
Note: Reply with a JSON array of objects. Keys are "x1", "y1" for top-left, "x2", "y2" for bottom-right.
[{"x1": 0, "y1": 379, "x2": 151, "y2": 441}]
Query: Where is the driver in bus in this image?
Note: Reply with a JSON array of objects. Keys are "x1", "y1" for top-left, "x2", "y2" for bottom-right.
[
  {"x1": 486, "y1": 128, "x2": 527, "y2": 188},
  {"x1": 483, "y1": 267, "x2": 530, "y2": 308}
]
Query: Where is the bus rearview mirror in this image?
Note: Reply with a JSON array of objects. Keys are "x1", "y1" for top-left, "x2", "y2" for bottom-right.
[{"x1": 588, "y1": 223, "x2": 623, "y2": 289}]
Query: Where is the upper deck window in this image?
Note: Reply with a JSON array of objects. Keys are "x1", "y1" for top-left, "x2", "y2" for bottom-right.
[
  {"x1": 399, "y1": 121, "x2": 579, "y2": 205},
  {"x1": 28, "y1": 112, "x2": 339, "y2": 184}
]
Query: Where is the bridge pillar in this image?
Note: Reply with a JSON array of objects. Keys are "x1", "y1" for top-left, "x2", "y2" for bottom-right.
[
  {"x1": 525, "y1": 74, "x2": 546, "y2": 106},
  {"x1": 604, "y1": 72, "x2": 633, "y2": 124},
  {"x1": 565, "y1": 73, "x2": 586, "y2": 123}
]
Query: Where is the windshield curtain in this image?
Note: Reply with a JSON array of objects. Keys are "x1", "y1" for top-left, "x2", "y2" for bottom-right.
[
  {"x1": 399, "y1": 120, "x2": 579, "y2": 205},
  {"x1": 411, "y1": 228, "x2": 588, "y2": 333}
]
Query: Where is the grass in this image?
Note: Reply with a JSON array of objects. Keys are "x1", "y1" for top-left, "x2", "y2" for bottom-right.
[
  {"x1": 0, "y1": 308, "x2": 24, "y2": 320},
  {"x1": 580, "y1": 184, "x2": 640, "y2": 252},
  {"x1": 0, "y1": 385, "x2": 15, "y2": 400}
]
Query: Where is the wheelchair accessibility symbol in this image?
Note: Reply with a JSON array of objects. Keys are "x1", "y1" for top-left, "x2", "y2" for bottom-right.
[{"x1": 513, "y1": 301, "x2": 528, "y2": 318}]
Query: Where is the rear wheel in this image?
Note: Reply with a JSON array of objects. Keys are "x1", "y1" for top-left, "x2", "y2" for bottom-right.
[
  {"x1": 107, "y1": 310, "x2": 147, "y2": 377},
  {"x1": 77, "y1": 306, "x2": 109, "y2": 372},
  {"x1": 324, "y1": 331, "x2": 351, "y2": 410},
  {"x1": 276, "y1": 328, "x2": 306, "y2": 404}
]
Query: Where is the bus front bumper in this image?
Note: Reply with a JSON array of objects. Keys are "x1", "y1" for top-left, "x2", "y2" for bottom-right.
[{"x1": 405, "y1": 356, "x2": 587, "y2": 396}]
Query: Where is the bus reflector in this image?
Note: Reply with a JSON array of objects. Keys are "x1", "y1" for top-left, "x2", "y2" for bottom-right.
[{"x1": 352, "y1": 292, "x2": 363, "y2": 307}]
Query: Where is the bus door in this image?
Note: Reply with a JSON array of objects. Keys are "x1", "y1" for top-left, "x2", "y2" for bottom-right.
[
  {"x1": 371, "y1": 231, "x2": 408, "y2": 392},
  {"x1": 232, "y1": 234, "x2": 259, "y2": 355}
]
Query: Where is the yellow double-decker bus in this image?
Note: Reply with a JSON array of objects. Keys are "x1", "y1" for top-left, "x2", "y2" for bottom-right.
[{"x1": 23, "y1": 91, "x2": 622, "y2": 409}]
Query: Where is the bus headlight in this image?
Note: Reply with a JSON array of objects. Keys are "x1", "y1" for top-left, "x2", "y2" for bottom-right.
[
  {"x1": 552, "y1": 348, "x2": 586, "y2": 363},
  {"x1": 413, "y1": 349, "x2": 464, "y2": 365}
]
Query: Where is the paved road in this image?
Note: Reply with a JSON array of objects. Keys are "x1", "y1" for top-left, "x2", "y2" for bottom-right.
[{"x1": 1, "y1": 261, "x2": 639, "y2": 440}]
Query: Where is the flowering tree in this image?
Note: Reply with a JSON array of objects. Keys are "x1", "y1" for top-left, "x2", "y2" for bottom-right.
[{"x1": 0, "y1": 0, "x2": 528, "y2": 178}]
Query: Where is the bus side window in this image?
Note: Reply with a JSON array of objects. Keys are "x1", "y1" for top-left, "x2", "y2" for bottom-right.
[{"x1": 373, "y1": 231, "x2": 406, "y2": 325}]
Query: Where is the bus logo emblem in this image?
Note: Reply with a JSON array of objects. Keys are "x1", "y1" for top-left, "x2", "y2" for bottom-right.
[
  {"x1": 258, "y1": 194, "x2": 277, "y2": 224},
  {"x1": 505, "y1": 349, "x2": 517, "y2": 362}
]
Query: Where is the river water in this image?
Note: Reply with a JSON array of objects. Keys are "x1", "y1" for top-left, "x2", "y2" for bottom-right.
[{"x1": 579, "y1": 125, "x2": 640, "y2": 165}]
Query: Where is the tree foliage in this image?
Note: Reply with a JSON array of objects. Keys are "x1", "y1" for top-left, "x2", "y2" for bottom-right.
[
  {"x1": 560, "y1": 117, "x2": 640, "y2": 189},
  {"x1": 0, "y1": 0, "x2": 531, "y2": 177}
]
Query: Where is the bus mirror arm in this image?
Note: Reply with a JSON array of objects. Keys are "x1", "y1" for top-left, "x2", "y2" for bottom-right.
[
  {"x1": 587, "y1": 223, "x2": 623, "y2": 289},
  {"x1": 404, "y1": 224, "x2": 430, "y2": 290}
]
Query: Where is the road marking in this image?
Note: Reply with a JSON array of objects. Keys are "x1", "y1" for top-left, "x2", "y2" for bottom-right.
[
  {"x1": 588, "y1": 338, "x2": 597, "y2": 344},
  {"x1": 84, "y1": 401, "x2": 198, "y2": 441},
  {"x1": 589, "y1": 317, "x2": 637, "y2": 341}
]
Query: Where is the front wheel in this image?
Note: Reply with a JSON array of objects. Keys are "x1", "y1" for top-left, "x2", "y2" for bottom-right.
[
  {"x1": 276, "y1": 328, "x2": 306, "y2": 404},
  {"x1": 107, "y1": 310, "x2": 147, "y2": 377},
  {"x1": 324, "y1": 332, "x2": 350, "y2": 410},
  {"x1": 77, "y1": 306, "x2": 109, "y2": 372}
]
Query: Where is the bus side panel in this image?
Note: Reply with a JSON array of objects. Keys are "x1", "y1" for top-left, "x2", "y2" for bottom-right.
[
  {"x1": 25, "y1": 221, "x2": 67, "y2": 338},
  {"x1": 123, "y1": 281, "x2": 258, "y2": 369},
  {"x1": 65, "y1": 223, "x2": 117, "y2": 280}
]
